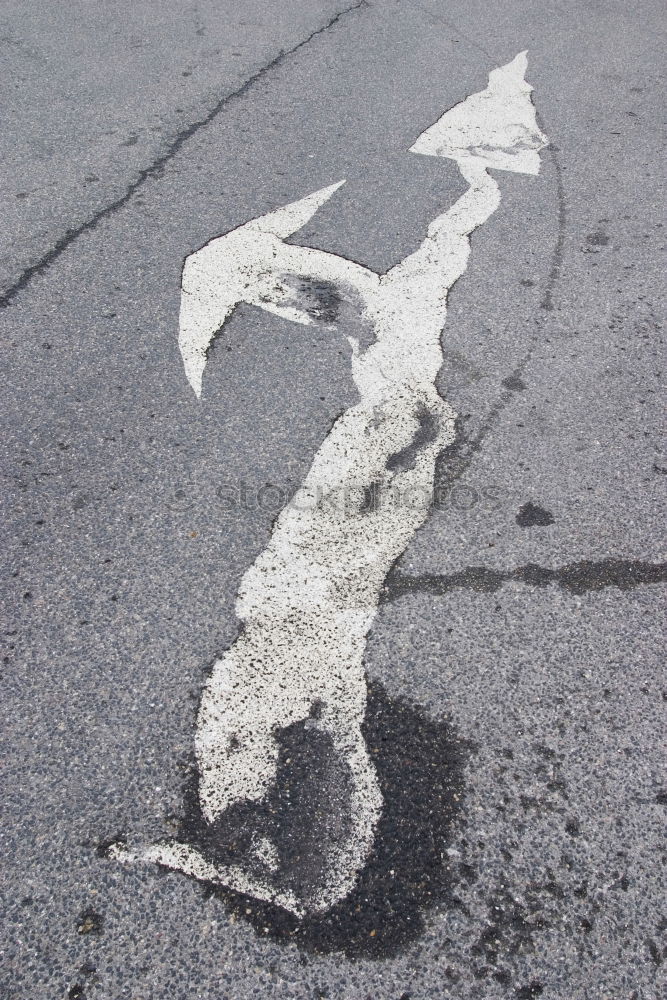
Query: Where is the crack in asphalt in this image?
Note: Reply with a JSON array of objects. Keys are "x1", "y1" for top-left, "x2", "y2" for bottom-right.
[
  {"x1": 381, "y1": 558, "x2": 667, "y2": 601},
  {"x1": 0, "y1": 0, "x2": 368, "y2": 310}
]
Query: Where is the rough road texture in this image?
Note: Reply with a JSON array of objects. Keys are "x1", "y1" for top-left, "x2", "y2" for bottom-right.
[{"x1": 1, "y1": 1, "x2": 665, "y2": 998}]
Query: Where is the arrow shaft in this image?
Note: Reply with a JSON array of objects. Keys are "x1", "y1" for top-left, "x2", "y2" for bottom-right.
[{"x1": 192, "y1": 162, "x2": 501, "y2": 915}]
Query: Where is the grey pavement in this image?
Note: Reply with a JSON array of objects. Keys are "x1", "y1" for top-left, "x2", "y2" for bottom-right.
[{"x1": 1, "y1": 1, "x2": 665, "y2": 998}]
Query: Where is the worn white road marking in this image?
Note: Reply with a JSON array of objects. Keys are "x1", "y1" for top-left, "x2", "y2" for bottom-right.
[{"x1": 116, "y1": 52, "x2": 547, "y2": 917}]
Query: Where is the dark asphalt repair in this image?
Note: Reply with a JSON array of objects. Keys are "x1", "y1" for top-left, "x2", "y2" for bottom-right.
[
  {"x1": 101, "y1": 683, "x2": 467, "y2": 960},
  {"x1": 282, "y1": 272, "x2": 378, "y2": 349},
  {"x1": 381, "y1": 558, "x2": 667, "y2": 602},
  {"x1": 515, "y1": 503, "x2": 555, "y2": 528}
]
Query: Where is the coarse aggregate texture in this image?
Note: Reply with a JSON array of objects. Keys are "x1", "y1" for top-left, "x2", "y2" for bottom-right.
[{"x1": 1, "y1": 0, "x2": 665, "y2": 998}]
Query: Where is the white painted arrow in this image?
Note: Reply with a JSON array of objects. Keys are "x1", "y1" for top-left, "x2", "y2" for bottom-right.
[{"x1": 113, "y1": 52, "x2": 548, "y2": 917}]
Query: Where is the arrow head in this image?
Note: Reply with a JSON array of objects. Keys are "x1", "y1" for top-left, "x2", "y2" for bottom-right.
[
  {"x1": 409, "y1": 51, "x2": 548, "y2": 175},
  {"x1": 178, "y1": 181, "x2": 346, "y2": 397}
]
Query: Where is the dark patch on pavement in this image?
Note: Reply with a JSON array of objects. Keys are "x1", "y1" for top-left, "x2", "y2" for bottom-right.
[
  {"x1": 646, "y1": 938, "x2": 664, "y2": 965},
  {"x1": 586, "y1": 231, "x2": 609, "y2": 246},
  {"x1": 76, "y1": 909, "x2": 103, "y2": 936},
  {"x1": 158, "y1": 683, "x2": 467, "y2": 958},
  {"x1": 68, "y1": 964, "x2": 100, "y2": 1000},
  {"x1": 176, "y1": 709, "x2": 356, "y2": 912},
  {"x1": 502, "y1": 374, "x2": 527, "y2": 391},
  {"x1": 473, "y1": 887, "x2": 549, "y2": 969},
  {"x1": 515, "y1": 982, "x2": 544, "y2": 999},
  {"x1": 516, "y1": 502, "x2": 555, "y2": 527},
  {"x1": 382, "y1": 558, "x2": 667, "y2": 601},
  {"x1": 279, "y1": 271, "x2": 376, "y2": 349},
  {"x1": 386, "y1": 402, "x2": 440, "y2": 473},
  {"x1": 290, "y1": 277, "x2": 342, "y2": 324},
  {"x1": 95, "y1": 833, "x2": 126, "y2": 859}
]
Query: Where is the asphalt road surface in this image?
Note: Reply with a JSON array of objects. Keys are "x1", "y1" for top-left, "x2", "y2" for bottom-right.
[{"x1": 1, "y1": 2, "x2": 666, "y2": 999}]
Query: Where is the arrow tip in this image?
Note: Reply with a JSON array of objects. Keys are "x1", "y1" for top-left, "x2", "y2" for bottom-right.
[
  {"x1": 409, "y1": 51, "x2": 548, "y2": 174},
  {"x1": 252, "y1": 179, "x2": 347, "y2": 239}
]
